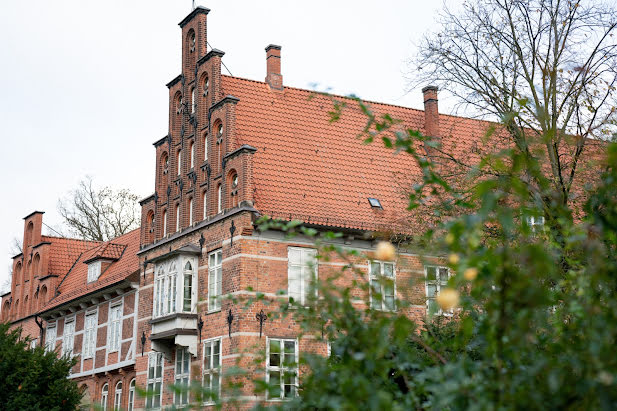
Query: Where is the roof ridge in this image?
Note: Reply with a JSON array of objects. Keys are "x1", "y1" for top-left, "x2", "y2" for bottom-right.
[{"x1": 221, "y1": 75, "x2": 426, "y2": 115}]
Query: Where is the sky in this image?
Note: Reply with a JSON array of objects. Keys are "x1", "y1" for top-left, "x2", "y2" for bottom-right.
[{"x1": 0, "y1": 0, "x2": 450, "y2": 291}]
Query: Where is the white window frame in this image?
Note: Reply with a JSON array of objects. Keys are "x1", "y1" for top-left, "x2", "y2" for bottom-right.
[
  {"x1": 146, "y1": 352, "x2": 164, "y2": 409},
  {"x1": 153, "y1": 257, "x2": 197, "y2": 318},
  {"x1": 189, "y1": 197, "x2": 194, "y2": 225},
  {"x1": 174, "y1": 347, "x2": 191, "y2": 406},
  {"x1": 266, "y1": 338, "x2": 298, "y2": 400},
  {"x1": 287, "y1": 247, "x2": 318, "y2": 305},
  {"x1": 128, "y1": 379, "x2": 136, "y2": 411},
  {"x1": 114, "y1": 381, "x2": 122, "y2": 410},
  {"x1": 190, "y1": 141, "x2": 195, "y2": 169},
  {"x1": 177, "y1": 149, "x2": 182, "y2": 176},
  {"x1": 425, "y1": 265, "x2": 452, "y2": 316},
  {"x1": 369, "y1": 260, "x2": 396, "y2": 311},
  {"x1": 83, "y1": 310, "x2": 98, "y2": 358},
  {"x1": 108, "y1": 303, "x2": 123, "y2": 353},
  {"x1": 208, "y1": 250, "x2": 223, "y2": 312},
  {"x1": 217, "y1": 184, "x2": 222, "y2": 213},
  {"x1": 163, "y1": 210, "x2": 168, "y2": 237},
  {"x1": 101, "y1": 383, "x2": 109, "y2": 409},
  {"x1": 203, "y1": 135, "x2": 208, "y2": 161},
  {"x1": 87, "y1": 261, "x2": 102, "y2": 283},
  {"x1": 62, "y1": 316, "x2": 76, "y2": 357},
  {"x1": 202, "y1": 337, "x2": 222, "y2": 404},
  {"x1": 191, "y1": 87, "x2": 196, "y2": 114},
  {"x1": 175, "y1": 204, "x2": 180, "y2": 232},
  {"x1": 45, "y1": 323, "x2": 56, "y2": 352}
]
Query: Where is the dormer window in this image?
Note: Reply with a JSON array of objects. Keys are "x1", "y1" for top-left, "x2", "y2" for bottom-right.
[{"x1": 87, "y1": 261, "x2": 102, "y2": 283}]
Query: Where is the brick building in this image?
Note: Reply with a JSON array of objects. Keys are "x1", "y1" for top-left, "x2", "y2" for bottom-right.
[{"x1": 1, "y1": 5, "x2": 498, "y2": 410}]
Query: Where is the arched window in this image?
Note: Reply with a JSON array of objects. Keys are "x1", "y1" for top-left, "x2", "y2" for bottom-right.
[
  {"x1": 114, "y1": 381, "x2": 122, "y2": 410},
  {"x1": 146, "y1": 210, "x2": 155, "y2": 244},
  {"x1": 190, "y1": 141, "x2": 194, "y2": 169},
  {"x1": 14, "y1": 299, "x2": 19, "y2": 319},
  {"x1": 188, "y1": 197, "x2": 193, "y2": 226},
  {"x1": 203, "y1": 134, "x2": 209, "y2": 162},
  {"x1": 203, "y1": 76, "x2": 209, "y2": 97},
  {"x1": 175, "y1": 204, "x2": 180, "y2": 232},
  {"x1": 162, "y1": 209, "x2": 168, "y2": 237},
  {"x1": 101, "y1": 383, "x2": 109, "y2": 409},
  {"x1": 183, "y1": 261, "x2": 194, "y2": 312},
  {"x1": 203, "y1": 191, "x2": 207, "y2": 219},
  {"x1": 14, "y1": 262, "x2": 22, "y2": 285},
  {"x1": 26, "y1": 222, "x2": 33, "y2": 246},
  {"x1": 3, "y1": 302, "x2": 10, "y2": 321},
  {"x1": 32, "y1": 254, "x2": 40, "y2": 277},
  {"x1": 23, "y1": 295, "x2": 29, "y2": 316},
  {"x1": 229, "y1": 171, "x2": 239, "y2": 208},
  {"x1": 40, "y1": 285, "x2": 48, "y2": 308},
  {"x1": 177, "y1": 149, "x2": 182, "y2": 176},
  {"x1": 128, "y1": 379, "x2": 136, "y2": 411},
  {"x1": 188, "y1": 30, "x2": 196, "y2": 53},
  {"x1": 191, "y1": 87, "x2": 196, "y2": 114},
  {"x1": 160, "y1": 152, "x2": 169, "y2": 175},
  {"x1": 217, "y1": 123, "x2": 223, "y2": 139},
  {"x1": 175, "y1": 93, "x2": 183, "y2": 115},
  {"x1": 217, "y1": 184, "x2": 222, "y2": 213}
]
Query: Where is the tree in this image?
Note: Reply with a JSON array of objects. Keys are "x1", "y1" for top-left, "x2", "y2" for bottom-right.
[
  {"x1": 412, "y1": 0, "x2": 617, "y2": 230},
  {"x1": 0, "y1": 323, "x2": 82, "y2": 410},
  {"x1": 57, "y1": 177, "x2": 140, "y2": 241}
]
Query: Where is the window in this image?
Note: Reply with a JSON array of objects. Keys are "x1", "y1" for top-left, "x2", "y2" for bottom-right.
[
  {"x1": 525, "y1": 215, "x2": 545, "y2": 232},
  {"x1": 109, "y1": 304, "x2": 122, "y2": 352},
  {"x1": 63, "y1": 317, "x2": 75, "y2": 357},
  {"x1": 190, "y1": 141, "x2": 195, "y2": 168},
  {"x1": 175, "y1": 347, "x2": 190, "y2": 406},
  {"x1": 114, "y1": 381, "x2": 122, "y2": 410},
  {"x1": 45, "y1": 323, "x2": 56, "y2": 352},
  {"x1": 188, "y1": 198, "x2": 194, "y2": 226},
  {"x1": 163, "y1": 209, "x2": 168, "y2": 237},
  {"x1": 203, "y1": 134, "x2": 208, "y2": 162},
  {"x1": 208, "y1": 250, "x2": 223, "y2": 311},
  {"x1": 370, "y1": 261, "x2": 396, "y2": 311},
  {"x1": 87, "y1": 261, "x2": 102, "y2": 283},
  {"x1": 217, "y1": 184, "x2": 222, "y2": 213},
  {"x1": 153, "y1": 258, "x2": 196, "y2": 318},
  {"x1": 368, "y1": 197, "x2": 382, "y2": 208},
  {"x1": 425, "y1": 266, "x2": 451, "y2": 316},
  {"x1": 175, "y1": 204, "x2": 180, "y2": 232},
  {"x1": 203, "y1": 77, "x2": 209, "y2": 97},
  {"x1": 191, "y1": 87, "x2": 196, "y2": 114},
  {"x1": 177, "y1": 149, "x2": 182, "y2": 176},
  {"x1": 288, "y1": 247, "x2": 318, "y2": 305},
  {"x1": 203, "y1": 191, "x2": 207, "y2": 219},
  {"x1": 189, "y1": 31, "x2": 196, "y2": 53},
  {"x1": 266, "y1": 338, "x2": 298, "y2": 400},
  {"x1": 146, "y1": 352, "x2": 164, "y2": 409},
  {"x1": 101, "y1": 384, "x2": 109, "y2": 410},
  {"x1": 203, "y1": 338, "x2": 221, "y2": 403},
  {"x1": 161, "y1": 152, "x2": 169, "y2": 175},
  {"x1": 83, "y1": 311, "x2": 98, "y2": 358},
  {"x1": 183, "y1": 261, "x2": 194, "y2": 312},
  {"x1": 217, "y1": 123, "x2": 223, "y2": 138},
  {"x1": 128, "y1": 379, "x2": 136, "y2": 411}
]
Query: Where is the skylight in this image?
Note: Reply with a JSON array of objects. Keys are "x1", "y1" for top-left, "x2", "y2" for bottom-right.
[{"x1": 368, "y1": 198, "x2": 382, "y2": 208}]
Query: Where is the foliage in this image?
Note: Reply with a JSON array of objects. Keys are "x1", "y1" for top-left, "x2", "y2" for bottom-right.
[
  {"x1": 57, "y1": 176, "x2": 140, "y2": 241},
  {"x1": 412, "y1": 0, "x2": 617, "y2": 220},
  {"x1": 0, "y1": 323, "x2": 82, "y2": 411}
]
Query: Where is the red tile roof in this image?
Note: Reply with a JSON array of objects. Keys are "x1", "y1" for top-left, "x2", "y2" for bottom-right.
[
  {"x1": 221, "y1": 76, "x2": 494, "y2": 232},
  {"x1": 42, "y1": 229, "x2": 140, "y2": 311},
  {"x1": 41, "y1": 236, "x2": 101, "y2": 277}
]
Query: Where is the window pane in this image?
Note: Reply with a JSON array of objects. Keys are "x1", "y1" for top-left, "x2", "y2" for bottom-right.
[
  {"x1": 184, "y1": 274, "x2": 192, "y2": 311},
  {"x1": 426, "y1": 266, "x2": 437, "y2": 281},
  {"x1": 269, "y1": 340, "x2": 281, "y2": 366},
  {"x1": 370, "y1": 262, "x2": 381, "y2": 275},
  {"x1": 383, "y1": 263, "x2": 394, "y2": 278},
  {"x1": 213, "y1": 340, "x2": 220, "y2": 367},
  {"x1": 269, "y1": 371, "x2": 281, "y2": 398},
  {"x1": 427, "y1": 283, "x2": 438, "y2": 297},
  {"x1": 284, "y1": 341, "x2": 295, "y2": 365},
  {"x1": 284, "y1": 372, "x2": 296, "y2": 398}
]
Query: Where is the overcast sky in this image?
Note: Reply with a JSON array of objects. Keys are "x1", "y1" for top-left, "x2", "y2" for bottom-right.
[{"x1": 0, "y1": 0, "x2": 452, "y2": 290}]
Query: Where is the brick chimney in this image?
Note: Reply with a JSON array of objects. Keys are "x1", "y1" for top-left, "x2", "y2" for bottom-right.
[
  {"x1": 422, "y1": 85, "x2": 440, "y2": 138},
  {"x1": 265, "y1": 44, "x2": 283, "y2": 90}
]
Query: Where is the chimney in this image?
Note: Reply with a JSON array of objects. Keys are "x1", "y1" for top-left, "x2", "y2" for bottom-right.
[
  {"x1": 265, "y1": 44, "x2": 283, "y2": 90},
  {"x1": 422, "y1": 85, "x2": 440, "y2": 138}
]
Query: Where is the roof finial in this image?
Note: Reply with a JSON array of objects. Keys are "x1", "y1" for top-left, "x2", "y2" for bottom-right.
[{"x1": 192, "y1": 0, "x2": 196, "y2": 11}]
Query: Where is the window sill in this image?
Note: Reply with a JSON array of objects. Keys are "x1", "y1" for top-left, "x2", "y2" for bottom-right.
[{"x1": 207, "y1": 308, "x2": 221, "y2": 315}]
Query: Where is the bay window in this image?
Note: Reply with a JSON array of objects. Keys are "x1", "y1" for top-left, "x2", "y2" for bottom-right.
[{"x1": 153, "y1": 256, "x2": 197, "y2": 318}]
